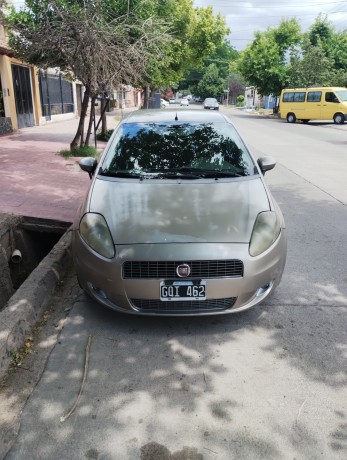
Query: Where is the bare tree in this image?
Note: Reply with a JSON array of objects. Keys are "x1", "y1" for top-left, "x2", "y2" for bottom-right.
[{"x1": 7, "y1": 0, "x2": 170, "y2": 149}]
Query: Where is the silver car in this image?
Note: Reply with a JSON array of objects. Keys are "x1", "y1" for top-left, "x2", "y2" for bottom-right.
[
  {"x1": 204, "y1": 98, "x2": 219, "y2": 110},
  {"x1": 73, "y1": 109, "x2": 286, "y2": 316}
]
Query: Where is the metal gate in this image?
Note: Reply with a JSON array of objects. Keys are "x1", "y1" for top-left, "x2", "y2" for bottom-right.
[
  {"x1": 11, "y1": 64, "x2": 35, "y2": 128},
  {"x1": 38, "y1": 71, "x2": 74, "y2": 118}
]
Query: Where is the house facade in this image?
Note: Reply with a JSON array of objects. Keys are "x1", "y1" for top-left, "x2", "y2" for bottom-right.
[
  {"x1": 1, "y1": 1, "x2": 140, "y2": 135},
  {"x1": 244, "y1": 86, "x2": 276, "y2": 110},
  {"x1": 0, "y1": 1, "x2": 79, "y2": 134}
]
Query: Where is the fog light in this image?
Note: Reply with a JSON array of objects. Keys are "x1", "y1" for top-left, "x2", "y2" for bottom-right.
[
  {"x1": 91, "y1": 285, "x2": 108, "y2": 299},
  {"x1": 255, "y1": 282, "x2": 272, "y2": 297}
]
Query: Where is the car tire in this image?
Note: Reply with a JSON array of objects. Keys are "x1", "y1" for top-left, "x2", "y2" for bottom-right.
[
  {"x1": 286, "y1": 113, "x2": 296, "y2": 123},
  {"x1": 333, "y1": 113, "x2": 345, "y2": 124}
]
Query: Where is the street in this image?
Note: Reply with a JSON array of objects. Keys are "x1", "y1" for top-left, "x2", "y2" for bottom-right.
[{"x1": 5, "y1": 109, "x2": 347, "y2": 460}]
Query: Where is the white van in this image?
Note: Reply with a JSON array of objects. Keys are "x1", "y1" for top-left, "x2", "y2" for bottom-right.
[{"x1": 279, "y1": 87, "x2": 347, "y2": 124}]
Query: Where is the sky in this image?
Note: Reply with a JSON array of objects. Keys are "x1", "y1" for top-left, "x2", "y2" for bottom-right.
[{"x1": 194, "y1": 0, "x2": 347, "y2": 50}]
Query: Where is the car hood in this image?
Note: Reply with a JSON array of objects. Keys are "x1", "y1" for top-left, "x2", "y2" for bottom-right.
[{"x1": 89, "y1": 177, "x2": 270, "y2": 244}]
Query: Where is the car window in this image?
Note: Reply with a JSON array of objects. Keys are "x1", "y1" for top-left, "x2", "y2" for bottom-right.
[
  {"x1": 100, "y1": 122, "x2": 256, "y2": 177},
  {"x1": 307, "y1": 91, "x2": 322, "y2": 102},
  {"x1": 335, "y1": 90, "x2": 347, "y2": 102}
]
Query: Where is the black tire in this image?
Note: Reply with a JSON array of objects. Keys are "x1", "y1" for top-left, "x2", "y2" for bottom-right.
[
  {"x1": 333, "y1": 113, "x2": 345, "y2": 124},
  {"x1": 286, "y1": 113, "x2": 296, "y2": 123}
]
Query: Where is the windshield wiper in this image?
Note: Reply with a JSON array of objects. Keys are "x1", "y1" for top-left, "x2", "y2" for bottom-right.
[
  {"x1": 154, "y1": 171, "x2": 201, "y2": 179},
  {"x1": 200, "y1": 170, "x2": 246, "y2": 178},
  {"x1": 99, "y1": 169, "x2": 143, "y2": 178}
]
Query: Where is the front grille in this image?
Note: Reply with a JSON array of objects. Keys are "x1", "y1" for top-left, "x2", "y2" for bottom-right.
[
  {"x1": 123, "y1": 260, "x2": 243, "y2": 279},
  {"x1": 130, "y1": 297, "x2": 237, "y2": 314}
]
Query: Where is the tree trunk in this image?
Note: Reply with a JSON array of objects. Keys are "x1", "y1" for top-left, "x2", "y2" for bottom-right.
[
  {"x1": 85, "y1": 95, "x2": 96, "y2": 147},
  {"x1": 101, "y1": 95, "x2": 107, "y2": 134},
  {"x1": 143, "y1": 85, "x2": 150, "y2": 109},
  {"x1": 70, "y1": 88, "x2": 90, "y2": 150}
]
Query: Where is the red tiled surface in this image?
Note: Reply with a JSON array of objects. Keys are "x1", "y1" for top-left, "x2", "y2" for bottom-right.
[{"x1": 0, "y1": 115, "x2": 119, "y2": 223}]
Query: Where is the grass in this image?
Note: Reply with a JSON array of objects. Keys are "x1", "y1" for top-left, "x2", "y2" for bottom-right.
[
  {"x1": 59, "y1": 145, "x2": 97, "y2": 158},
  {"x1": 96, "y1": 129, "x2": 114, "y2": 142}
]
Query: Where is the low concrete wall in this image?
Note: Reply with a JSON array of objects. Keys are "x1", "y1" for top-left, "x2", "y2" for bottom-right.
[
  {"x1": 0, "y1": 229, "x2": 73, "y2": 380},
  {"x1": 0, "y1": 117, "x2": 13, "y2": 135}
]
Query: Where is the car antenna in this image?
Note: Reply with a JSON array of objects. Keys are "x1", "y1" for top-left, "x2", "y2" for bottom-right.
[{"x1": 175, "y1": 113, "x2": 178, "y2": 121}]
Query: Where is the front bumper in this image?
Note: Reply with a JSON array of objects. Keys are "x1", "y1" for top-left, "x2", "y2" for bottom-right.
[{"x1": 73, "y1": 230, "x2": 287, "y2": 316}]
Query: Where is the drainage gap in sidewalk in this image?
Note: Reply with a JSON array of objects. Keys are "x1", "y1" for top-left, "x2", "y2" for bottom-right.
[{"x1": 0, "y1": 215, "x2": 70, "y2": 310}]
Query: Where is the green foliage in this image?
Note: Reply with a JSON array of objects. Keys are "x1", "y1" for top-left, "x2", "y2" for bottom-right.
[
  {"x1": 96, "y1": 129, "x2": 114, "y2": 142},
  {"x1": 236, "y1": 19, "x2": 302, "y2": 96},
  {"x1": 195, "y1": 63, "x2": 225, "y2": 99},
  {"x1": 288, "y1": 38, "x2": 335, "y2": 87},
  {"x1": 236, "y1": 15, "x2": 347, "y2": 95},
  {"x1": 236, "y1": 95, "x2": 245, "y2": 107},
  {"x1": 180, "y1": 39, "x2": 238, "y2": 92},
  {"x1": 287, "y1": 17, "x2": 347, "y2": 87},
  {"x1": 308, "y1": 15, "x2": 333, "y2": 47},
  {"x1": 60, "y1": 146, "x2": 97, "y2": 158},
  {"x1": 138, "y1": 1, "x2": 230, "y2": 91}
]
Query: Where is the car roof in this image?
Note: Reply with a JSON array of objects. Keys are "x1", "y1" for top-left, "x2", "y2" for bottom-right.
[{"x1": 122, "y1": 109, "x2": 229, "y2": 124}]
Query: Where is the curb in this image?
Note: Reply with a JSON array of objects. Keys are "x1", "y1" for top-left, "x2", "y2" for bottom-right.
[{"x1": 0, "y1": 229, "x2": 73, "y2": 380}]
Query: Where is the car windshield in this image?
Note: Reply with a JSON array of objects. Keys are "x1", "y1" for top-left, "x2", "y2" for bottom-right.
[
  {"x1": 100, "y1": 122, "x2": 256, "y2": 178},
  {"x1": 335, "y1": 90, "x2": 347, "y2": 102}
]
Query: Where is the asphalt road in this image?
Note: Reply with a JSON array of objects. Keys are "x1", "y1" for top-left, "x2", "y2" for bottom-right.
[{"x1": 6, "y1": 108, "x2": 347, "y2": 460}]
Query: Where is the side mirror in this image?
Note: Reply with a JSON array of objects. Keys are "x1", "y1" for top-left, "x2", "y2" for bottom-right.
[
  {"x1": 257, "y1": 156, "x2": 276, "y2": 175},
  {"x1": 79, "y1": 157, "x2": 98, "y2": 179}
]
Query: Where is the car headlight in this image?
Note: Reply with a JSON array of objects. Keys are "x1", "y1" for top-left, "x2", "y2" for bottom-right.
[
  {"x1": 79, "y1": 213, "x2": 115, "y2": 258},
  {"x1": 249, "y1": 211, "x2": 281, "y2": 257}
]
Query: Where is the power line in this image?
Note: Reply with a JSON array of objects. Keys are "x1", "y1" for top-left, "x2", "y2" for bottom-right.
[{"x1": 195, "y1": 0, "x2": 347, "y2": 8}]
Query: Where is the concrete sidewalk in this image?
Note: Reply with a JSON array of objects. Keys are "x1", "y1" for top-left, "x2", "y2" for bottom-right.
[
  {"x1": 0, "y1": 111, "x2": 129, "y2": 223},
  {"x1": 0, "y1": 109, "x2": 134, "y2": 382}
]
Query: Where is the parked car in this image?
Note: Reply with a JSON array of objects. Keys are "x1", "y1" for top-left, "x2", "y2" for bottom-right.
[
  {"x1": 180, "y1": 98, "x2": 189, "y2": 107},
  {"x1": 279, "y1": 86, "x2": 347, "y2": 124},
  {"x1": 73, "y1": 109, "x2": 287, "y2": 316},
  {"x1": 161, "y1": 98, "x2": 169, "y2": 108},
  {"x1": 169, "y1": 98, "x2": 176, "y2": 104},
  {"x1": 204, "y1": 97, "x2": 219, "y2": 110}
]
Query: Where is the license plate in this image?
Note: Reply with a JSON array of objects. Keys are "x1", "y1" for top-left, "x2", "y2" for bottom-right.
[{"x1": 160, "y1": 280, "x2": 206, "y2": 301}]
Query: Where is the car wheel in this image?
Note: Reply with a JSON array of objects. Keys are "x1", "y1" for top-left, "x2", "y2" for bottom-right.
[
  {"x1": 286, "y1": 113, "x2": 296, "y2": 123},
  {"x1": 333, "y1": 113, "x2": 345, "y2": 124}
]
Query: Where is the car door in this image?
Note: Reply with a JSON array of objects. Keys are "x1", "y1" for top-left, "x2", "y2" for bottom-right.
[
  {"x1": 305, "y1": 91, "x2": 322, "y2": 120},
  {"x1": 322, "y1": 91, "x2": 338, "y2": 120}
]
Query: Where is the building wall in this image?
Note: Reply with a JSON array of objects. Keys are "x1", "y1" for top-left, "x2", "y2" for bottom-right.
[
  {"x1": 0, "y1": 4, "x2": 76, "y2": 133},
  {"x1": 245, "y1": 87, "x2": 261, "y2": 108}
]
